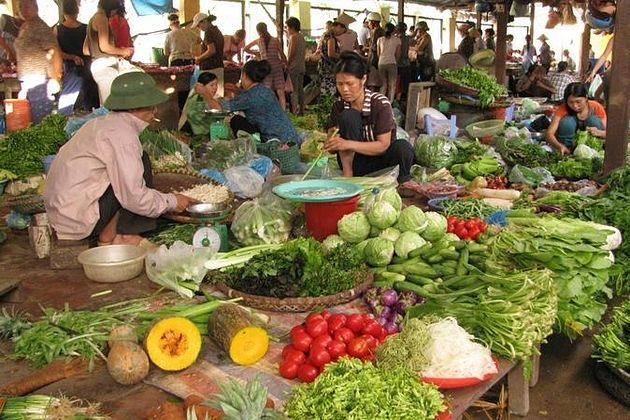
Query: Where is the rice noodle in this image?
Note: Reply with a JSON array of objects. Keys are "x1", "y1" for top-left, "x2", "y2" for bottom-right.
[
  {"x1": 421, "y1": 317, "x2": 498, "y2": 379},
  {"x1": 177, "y1": 184, "x2": 230, "y2": 203}
]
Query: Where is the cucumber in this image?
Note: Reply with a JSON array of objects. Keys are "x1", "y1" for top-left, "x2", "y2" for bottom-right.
[
  {"x1": 391, "y1": 255, "x2": 408, "y2": 265},
  {"x1": 375, "y1": 271, "x2": 406, "y2": 283},
  {"x1": 438, "y1": 249, "x2": 460, "y2": 260},
  {"x1": 453, "y1": 240, "x2": 467, "y2": 250},
  {"x1": 427, "y1": 254, "x2": 444, "y2": 264},
  {"x1": 438, "y1": 266, "x2": 457, "y2": 276},
  {"x1": 408, "y1": 243, "x2": 432, "y2": 259},
  {"x1": 406, "y1": 275, "x2": 435, "y2": 286},
  {"x1": 456, "y1": 247, "x2": 470, "y2": 276},
  {"x1": 441, "y1": 260, "x2": 458, "y2": 269},
  {"x1": 387, "y1": 264, "x2": 407, "y2": 274},
  {"x1": 468, "y1": 243, "x2": 488, "y2": 254},
  {"x1": 404, "y1": 264, "x2": 439, "y2": 278},
  {"x1": 394, "y1": 281, "x2": 428, "y2": 296}
]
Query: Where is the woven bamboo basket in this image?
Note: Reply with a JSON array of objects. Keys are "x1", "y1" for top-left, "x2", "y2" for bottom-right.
[
  {"x1": 215, "y1": 273, "x2": 373, "y2": 313},
  {"x1": 436, "y1": 74, "x2": 481, "y2": 97},
  {"x1": 3, "y1": 194, "x2": 46, "y2": 214}
]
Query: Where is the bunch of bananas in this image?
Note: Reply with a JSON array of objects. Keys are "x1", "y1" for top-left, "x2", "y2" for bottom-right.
[{"x1": 451, "y1": 155, "x2": 503, "y2": 182}]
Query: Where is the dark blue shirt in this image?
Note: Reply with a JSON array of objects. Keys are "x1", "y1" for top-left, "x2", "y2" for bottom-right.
[{"x1": 220, "y1": 84, "x2": 299, "y2": 142}]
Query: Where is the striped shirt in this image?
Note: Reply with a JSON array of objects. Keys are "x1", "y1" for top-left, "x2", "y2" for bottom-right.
[{"x1": 328, "y1": 89, "x2": 396, "y2": 142}]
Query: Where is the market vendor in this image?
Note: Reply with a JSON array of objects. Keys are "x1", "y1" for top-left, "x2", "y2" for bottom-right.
[
  {"x1": 44, "y1": 72, "x2": 196, "y2": 246},
  {"x1": 202, "y1": 59, "x2": 299, "y2": 143},
  {"x1": 515, "y1": 65, "x2": 556, "y2": 99},
  {"x1": 178, "y1": 71, "x2": 220, "y2": 135},
  {"x1": 324, "y1": 51, "x2": 416, "y2": 188},
  {"x1": 545, "y1": 82, "x2": 607, "y2": 155}
]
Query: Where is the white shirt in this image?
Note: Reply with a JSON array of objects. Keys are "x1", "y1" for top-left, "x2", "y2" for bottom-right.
[{"x1": 377, "y1": 36, "x2": 401, "y2": 65}]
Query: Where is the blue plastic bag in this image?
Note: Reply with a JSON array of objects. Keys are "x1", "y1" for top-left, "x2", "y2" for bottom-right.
[
  {"x1": 189, "y1": 65, "x2": 201, "y2": 89},
  {"x1": 248, "y1": 155, "x2": 273, "y2": 178},
  {"x1": 64, "y1": 107, "x2": 109, "y2": 137},
  {"x1": 198, "y1": 169, "x2": 228, "y2": 185}
]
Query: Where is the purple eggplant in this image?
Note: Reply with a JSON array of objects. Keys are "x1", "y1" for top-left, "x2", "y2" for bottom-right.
[
  {"x1": 377, "y1": 315, "x2": 389, "y2": 326},
  {"x1": 380, "y1": 288, "x2": 398, "y2": 307},
  {"x1": 384, "y1": 321, "x2": 399, "y2": 335},
  {"x1": 377, "y1": 305, "x2": 393, "y2": 320},
  {"x1": 395, "y1": 291, "x2": 419, "y2": 314},
  {"x1": 537, "y1": 204, "x2": 562, "y2": 213},
  {"x1": 363, "y1": 287, "x2": 381, "y2": 310}
]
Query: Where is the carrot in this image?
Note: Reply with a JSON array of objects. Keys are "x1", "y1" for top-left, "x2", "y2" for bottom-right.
[{"x1": 0, "y1": 357, "x2": 88, "y2": 396}]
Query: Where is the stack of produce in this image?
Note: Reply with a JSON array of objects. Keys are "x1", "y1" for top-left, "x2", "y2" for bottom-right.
[
  {"x1": 439, "y1": 67, "x2": 507, "y2": 107},
  {"x1": 0, "y1": 395, "x2": 107, "y2": 419},
  {"x1": 177, "y1": 183, "x2": 230, "y2": 203},
  {"x1": 283, "y1": 358, "x2": 445, "y2": 419},
  {"x1": 488, "y1": 215, "x2": 618, "y2": 339},
  {"x1": 139, "y1": 129, "x2": 190, "y2": 170},
  {"x1": 441, "y1": 197, "x2": 498, "y2": 219},
  {"x1": 279, "y1": 311, "x2": 387, "y2": 383},
  {"x1": 450, "y1": 155, "x2": 504, "y2": 183},
  {"x1": 414, "y1": 135, "x2": 458, "y2": 170},
  {"x1": 446, "y1": 216, "x2": 487, "y2": 240},
  {"x1": 492, "y1": 135, "x2": 560, "y2": 168},
  {"x1": 363, "y1": 287, "x2": 423, "y2": 333},
  {"x1": 592, "y1": 298, "x2": 630, "y2": 371}
]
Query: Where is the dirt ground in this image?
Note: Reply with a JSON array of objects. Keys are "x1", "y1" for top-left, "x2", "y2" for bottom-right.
[{"x1": 0, "y1": 232, "x2": 628, "y2": 419}]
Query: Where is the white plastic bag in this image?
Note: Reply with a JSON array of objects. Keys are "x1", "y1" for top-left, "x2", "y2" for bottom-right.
[
  {"x1": 224, "y1": 165, "x2": 265, "y2": 199},
  {"x1": 231, "y1": 190, "x2": 295, "y2": 246},
  {"x1": 145, "y1": 241, "x2": 213, "y2": 298}
]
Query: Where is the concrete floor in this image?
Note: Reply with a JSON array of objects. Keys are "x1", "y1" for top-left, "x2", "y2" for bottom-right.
[{"x1": 0, "y1": 232, "x2": 628, "y2": 419}]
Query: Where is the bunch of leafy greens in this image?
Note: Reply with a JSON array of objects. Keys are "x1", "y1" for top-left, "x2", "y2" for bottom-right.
[
  {"x1": 549, "y1": 156, "x2": 603, "y2": 180},
  {"x1": 0, "y1": 114, "x2": 68, "y2": 178},
  {"x1": 574, "y1": 130, "x2": 603, "y2": 151},
  {"x1": 592, "y1": 298, "x2": 630, "y2": 371},
  {"x1": 223, "y1": 238, "x2": 367, "y2": 298},
  {"x1": 488, "y1": 215, "x2": 614, "y2": 340},
  {"x1": 493, "y1": 136, "x2": 561, "y2": 168},
  {"x1": 284, "y1": 358, "x2": 444, "y2": 420},
  {"x1": 451, "y1": 139, "x2": 488, "y2": 164},
  {"x1": 439, "y1": 67, "x2": 507, "y2": 107},
  {"x1": 311, "y1": 95, "x2": 336, "y2": 131}
]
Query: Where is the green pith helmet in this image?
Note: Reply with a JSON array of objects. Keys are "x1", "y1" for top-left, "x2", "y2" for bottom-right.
[{"x1": 104, "y1": 71, "x2": 169, "y2": 110}]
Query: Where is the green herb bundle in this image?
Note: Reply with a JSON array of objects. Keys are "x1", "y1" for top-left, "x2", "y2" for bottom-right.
[
  {"x1": 441, "y1": 198, "x2": 497, "y2": 219},
  {"x1": 592, "y1": 298, "x2": 630, "y2": 371},
  {"x1": 439, "y1": 67, "x2": 507, "y2": 107},
  {"x1": 549, "y1": 156, "x2": 603, "y2": 180},
  {"x1": 148, "y1": 224, "x2": 198, "y2": 246},
  {"x1": 284, "y1": 358, "x2": 445, "y2": 420}
]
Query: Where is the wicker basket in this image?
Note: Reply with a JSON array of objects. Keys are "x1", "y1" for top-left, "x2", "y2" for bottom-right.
[
  {"x1": 3, "y1": 194, "x2": 46, "y2": 214},
  {"x1": 594, "y1": 362, "x2": 630, "y2": 406},
  {"x1": 215, "y1": 274, "x2": 373, "y2": 312},
  {"x1": 256, "y1": 142, "x2": 300, "y2": 174},
  {"x1": 436, "y1": 74, "x2": 480, "y2": 97}
]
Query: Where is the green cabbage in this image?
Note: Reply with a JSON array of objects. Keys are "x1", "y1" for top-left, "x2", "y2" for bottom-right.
[
  {"x1": 370, "y1": 225, "x2": 382, "y2": 238},
  {"x1": 414, "y1": 135, "x2": 458, "y2": 169},
  {"x1": 367, "y1": 201, "x2": 399, "y2": 229},
  {"x1": 322, "y1": 234, "x2": 345, "y2": 253},
  {"x1": 573, "y1": 144, "x2": 600, "y2": 160},
  {"x1": 355, "y1": 239, "x2": 370, "y2": 257},
  {"x1": 443, "y1": 233, "x2": 461, "y2": 242},
  {"x1": 376, "y1": 189, "x2": 403, "y2": 212},
  {"x1": 422, "y1": 212, "x2": 448, "y2": 241},
  {"x1": 395, "y1": 206, "x2": 428, "y2": 233},
  {"x1": 380, "y1": 227, "x2": 401, "y2": 242},
  {"x1": 363, "y1": 237, "x2": 395, "y2": 267},
  {"x1": 394, "y1": 232, "x2": 427, "y2": 258},
  {"x1": 338, "y1": 211, "x2": 371, "y2": 243}
]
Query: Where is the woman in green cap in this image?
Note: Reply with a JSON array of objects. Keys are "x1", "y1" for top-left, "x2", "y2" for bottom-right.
[{"x1": 44, "y1": 72, "x2": 197, "y2": 247}]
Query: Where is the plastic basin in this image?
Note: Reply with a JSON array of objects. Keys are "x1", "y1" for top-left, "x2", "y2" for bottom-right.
[
  {"x1": 465, "y1": 119, "x2": 505, "y2": 139},
  {"x1": 304, "y1": 195, "x2": 360, "y2": 241},
  {"x1": 78, "y1": 245, "x2": 146, "y2": 283}
]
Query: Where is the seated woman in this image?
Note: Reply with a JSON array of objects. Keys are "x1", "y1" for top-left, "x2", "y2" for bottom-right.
[
  {"x1": 324, "y1": 51, "x2": 416, "y2": 188},
  {"x1": 516, "y1": 65, "x2": 556, "y2": 98},
  {"x1": 178, "y1": 71, "x2": 220, "y2": 136},
  {"x1": 44, "y1": 72, "x2": 196, "y2": 247},
  {"x1": 545, "y1": 82, "x2": 607, "y2": 155},
  {"x1": 204, "y1": 59, "x2": 299, "y2": 142}
]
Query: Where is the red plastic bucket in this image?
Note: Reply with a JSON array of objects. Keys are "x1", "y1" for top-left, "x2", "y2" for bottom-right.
[{"x1": 304, "y1": 195, "x2": 360, "y2": 241}]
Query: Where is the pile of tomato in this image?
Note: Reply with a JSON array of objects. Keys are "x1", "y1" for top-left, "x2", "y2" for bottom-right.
[
  {"x1": 279, "y1": 311, "x2": 387, "y2": 383},
  {"x1": 486, "y1": 176, "x2": 508, "y2": 189},
  {"x1": 447, "y1": 216, "x2": 487, "y2": 241}
]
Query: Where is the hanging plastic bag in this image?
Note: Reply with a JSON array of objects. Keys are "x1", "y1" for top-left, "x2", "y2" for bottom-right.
[
  {"x1": 224, "y1": 165, "x2": 265, "y2": 199},
  {"x1": 231, "y1": 190, "x2": 296, "y2": 246},
  {"x1": 145, "y1": 241, "x2": 213, "y2": 298}
]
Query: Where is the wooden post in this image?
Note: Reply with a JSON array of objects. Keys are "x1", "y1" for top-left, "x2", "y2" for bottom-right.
[
  {"x1": 529, "y1": 3, "x2": 536, "y2": 39},
  {"x1": 495, "y1": 4, "x2": 508, "y2": 85},
  {"x1": 580, "y1": 25, "x2": 591, "y2": 75},
  {"x1": 604, "y1": 3, "x2": 630, "y2": 174},
  {"x1": 449, "y1": 14, "x2": 457, "y2": 52},
  {"x1": 397, "y1": 0, "x2": 404, "y2": 23},
  {"x1": 276, "y1": 0, "x2": 285, "y2": 45}
]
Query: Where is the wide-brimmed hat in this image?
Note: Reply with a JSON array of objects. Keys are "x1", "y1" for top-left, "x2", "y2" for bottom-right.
[
  {"x1": 104, "y1": 72, "x2": 169, "y2": 110},
  {"x1": 468, "y1": 27, "x2": 481, "y2": 38},
  {"x1": 417, "y1": 21, "x2": 429, "y2": 31},
  {"x1": 537, "y1": 34, "x2": 549, "y2": 42},
  {"x1": 191, "y1": 12, "x2": 208, "y2": 29},
  {"x1": 367, "y1": 12, "x2": 382, "y2": 22},
  {"x1": 335, "y1": 12, "x2": 355, "y2": 27}
]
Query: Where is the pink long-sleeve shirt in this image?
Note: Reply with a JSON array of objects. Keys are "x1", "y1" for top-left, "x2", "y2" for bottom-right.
[{"x1": 44, "y1": 112, "x2": 177, "y2": 240}]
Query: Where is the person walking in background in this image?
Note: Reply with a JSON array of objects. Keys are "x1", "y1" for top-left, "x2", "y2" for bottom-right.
[
  {"x1": 395, "y1": 22, "x2": 410, "y2": 100},
  {"x1": 15, "y1": 0, "x2": 63, "y2": 123},
  {"x1": 470, "y1": 27, "x2": 484, "y2": 53},
  {"x1": 522, "y1": 34, "x2": 537, "y2": 73},
  {"x1": 537, "y1": 34, "x2": 552, "y2": 71},
  {"x1": 506, "y1": 34, "x2": 514, "y2": 59},
  {"x1": 285, "y1": 17, "x2": 306, "y2": 115},
  {"x1": 377, "y1": 23, "x2": 400, "y2": 102},
  {"x1": 366, "y1": 12, "x2": 384, "y2": 91},
  {"x1": 457, "y1": 21, "x2": 475, "y2": 59},
  {"x1": 192, "y1": 13, "x2": 224, "y2": 97},
  {"x1": 108, "y1": 2, "x2": 131, "y2": 48},
  {"x1": 415, "y1": 21, "x2": 434, "y2": 82},
  {"x1": 563, "y1": 49, "x2": 576, "y2": 72},
  {"x1": 484, "y1": 28, "x2": 495, "y2": 51},
  {"x1": 164, "y1": 13, "x2": 198, "y2": 66},
  {"x1": 357, "y1": 18, "x2": 369, "y2": 51},
  {"x1": 223, "y1": 29, "x2": 246, "y2": 65},
  {"x1": 85, "y1": 0, "x2": 134, "y2": 105},
  {"x1": 55, "y1": 0, "x2": 99, "y2": 114},
  {"x1": 317, "y1": 21, "x2": 339, "y2": 97},
  {"x1": 333, "y1": 13, "x2": 358, "y2": 53},
  {"x1": 244, "y1": 22, "x2": 288, "y2": 111}
]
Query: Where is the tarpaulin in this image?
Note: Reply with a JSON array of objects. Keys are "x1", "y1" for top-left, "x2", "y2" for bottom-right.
[{"x1": 130, "y1": 0, "x2": 175, "y2": 16}]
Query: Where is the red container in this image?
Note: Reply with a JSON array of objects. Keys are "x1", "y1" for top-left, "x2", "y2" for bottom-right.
[{"x1": 304, "y1": 195, "x2": 360, "y2": 241}]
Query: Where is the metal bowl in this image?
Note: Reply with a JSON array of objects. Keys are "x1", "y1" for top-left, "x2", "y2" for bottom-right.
[
  {"x1": 78, "y1": 245, "x2": 146, "y2": 283},
  {"x1": 186, "y1": 202, "x2": 230, "y2": 218}
]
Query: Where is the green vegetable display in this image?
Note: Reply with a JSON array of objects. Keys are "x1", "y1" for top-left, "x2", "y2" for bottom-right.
[
  {"x1": 148, "y1": 224, "x2": 198, "y2": 246},
  {"x1": 283, "y1": 358, "x2": 445, "y2": 420},
  {"x1": 338, "y1": 211, "x2": 371, "y2": 243},
  {"x1": 451, "y1": 139, "x2": 488, "y2": 164},
  {"x1": 549, "y1": 156, "x2": 603, "y2": 180},
  {"x1": 379, "y1": 227, "x2": 401, "y2": 243},
  {"x1": 394, "y1": 231, "x2": 426, "y2": 259},
  {"x1": 375, "y1": 318, "x2": 432, "y2": 372},
  {"x1": 363, "y1": 237, "x2": 395, "y2": 267},
  {"x1": 592, "y1": 298, "x2": 630, "y2": 371},
  {"x1": 414, "y1": 135, "x2": 458, "y2": 170},
  {"x1": 492, "y1": 136, "x2": 560, "y2": 168},
  {"x1": 367, "y1": 201, "x2": 398, "y2": 229},
  {"x1": 508, "y1": 164, "x2": 554, "y2": 187},
  {"x1": 0, "y1": 169, "x2": 17, "y2": 181},
  {"x1": 231, "y1": 194, "x2": 295, "y2": 246},
  {"x1": 421, "y1": 212, "x2": 448, "y2": 241},
  {"x1": 395, "y1": 206, "x2": 428, "y2": 233},
  {"x1": 451, "y1": 155, "x2": 503, "y2": 182},
  {"x1": 574, "y1": 130, "x2": 603, "y2": 151},
  {"x1": 441, "y1": 198, "x2": 496, "y2": 219},
  {"x1": 0, "y1": 114, "x2": 68, "y2": 178},
  {"x1": 439, "y1": 67, "x2": 507, "y2": 107}
]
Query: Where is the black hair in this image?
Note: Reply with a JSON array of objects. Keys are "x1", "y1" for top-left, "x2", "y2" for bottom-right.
[
  {"x1": 62, "y1": 0, "x2": 79, "y2": 16},
  {"x1": 557, "y1": 61, "x2": 568, "y2": 72},
  {"x1": 98, "y1": 0, "x2": 120, "y2": 17},
  {"x1": 168, "y1": 13, "x2": 179, "y2": 22},
  {"x1": 397, "y1": 22, "x2": 407, "y2": 32},
  {"x1": 197, "y1": 72, "x2": 218, "y2": 85},
  {"x1": 286, "y1": 17, "x2": 301, "y2": 32},
  {"x1": 384, "y1": 23, "x2": 395, "y2": 38},
  {"x1": 256, "y1": 22, "x2": 271, "y2": 49},
  {"x1": 334, "y1": 51, "x2": 368, "y2": 78},
  {"x1": 243, "y1": 59, "x2": 271, "y2": 83},
  {"x1": 564, "y1": 83, "x2": 589, "y2": 114},
  {"x1": 485, "y1": 28, "x2": 495, "y2": 36},
  {"x1": 235, "y1": 29, "x2": 246, "y2": 39}
]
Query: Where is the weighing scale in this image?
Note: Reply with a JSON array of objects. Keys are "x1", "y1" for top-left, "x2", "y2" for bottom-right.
[
  {"x1": 203, "y1": 109, "x2": 231, "y2": 140},
  {"x1": 186, "y1": 203, "x2": 231, "y2": 252}
]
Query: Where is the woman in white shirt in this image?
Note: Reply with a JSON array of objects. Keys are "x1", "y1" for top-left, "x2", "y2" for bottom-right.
[{"x1": 376, "y1": 23, "x2": 400, "y2": 102}]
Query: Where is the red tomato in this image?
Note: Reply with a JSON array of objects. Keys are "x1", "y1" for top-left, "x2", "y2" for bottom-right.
[
  {"x1": 455, "y1": 220, "x2": 466, "y2": 230},
  {"x1": 465, "y1": 220, "x2": 477, "y2": 230},
  {"x1": 346, "y1": 314, "x2": 365, "y2": 334},
  {"x1": 297, "y1": 363, "x2": 319, "y2": 383},
  {"x1": 311, "y1": 334, "x2": 333, "y2": 349},
  {"x1": 455, "y1": 227, "x2": 469, "y2": 239},
  {"x1": 282, "y1": 344, "x2": 295, "y2": 359},
  {"x1": 283, "y1": 347, "x2": 306, "y2": 365},
  {"x1": 279, "y1": 359, "x2": 300, "y2": 379},
  {"x1": 291, "y1": 332, "x2": 313, "y2": 352},
  {"x1": 333, "y1": 327, "x2": 355, "y2": 344},
  {"x1": 447, "y1": 216, "x2": 457, "y2": 223},
  {"x1": 308, "y1": 347, "x2": 331, "y2": 368},
  {"x1": 327, "y1": 313, "x2": 347, "y2": 334},
  {"x1": 306, "y1": 318, "x2": 329, "y2": 338},
  {"x1": 361, "y1": 313, "x2": 374, "y2": 323},
  {"x1": 306, "y1": 313, "x2": 324, "y2": 325},
  {"x1": 361, "y1": 320, "x2": 383, "y2": 338},
  {"x1": 347, "y1": 337, "x2": 370, "y2": 358},
  {"x1": 468, "y1": 227, "x2": 481, "y2": 239},
  {"x1": 290, "y1": 325, "x2": 306, "y2": 341},
  {"x1": 320, "y1": 310, "x2": 332, "y2": 321},
  {"x1": 361, "y1": 334, "x2": 378, "y2": 350},
  {"x1": 326, "y1": 340, "x2": 347, "y2": 360},
  {"x1": 479, "y1": 223, "x2": 487, "y2": 232}
]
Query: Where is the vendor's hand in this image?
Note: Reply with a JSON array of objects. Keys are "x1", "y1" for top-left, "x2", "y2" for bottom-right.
[
  {"x1": 72, "y1": 55, "x2": 84, "y2": 66},
  {"x1": 324, "y1": 136, "x2": 352, "y2": 153},
  {"x1": 120, "y1": 47, "x2": 134, "y2": 59},
  {"x1": 174, "y1": 194, "x2": 199, "y2": 213},
  {"x1": 587, "y1": 126, "x2": 606, "y2": 138},
  {"x1": 585, "y1": 72, "x2": 595, "y2": 83},
  {"x1": 558, "y1": 144, "x2": 571, "y2": 155},
  {"x1": 46, "y1": 78, "x2": 61, "y2": 98},
  {"x1": 194, "y1": 56, "x2": 202, "y2": 65}
]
